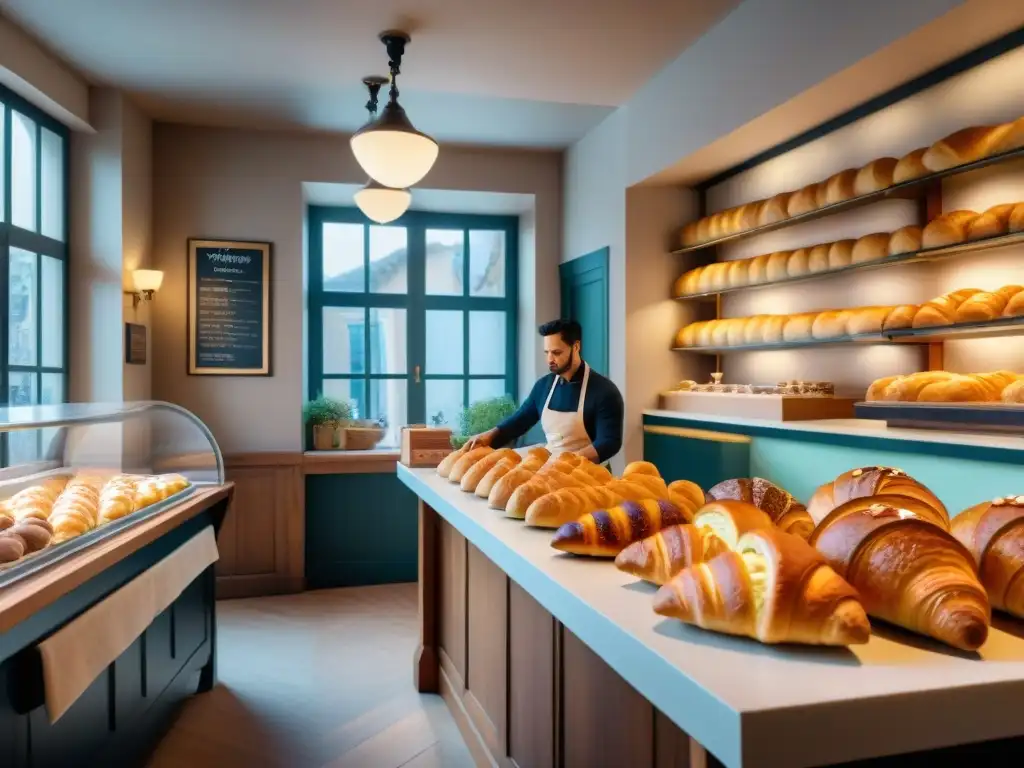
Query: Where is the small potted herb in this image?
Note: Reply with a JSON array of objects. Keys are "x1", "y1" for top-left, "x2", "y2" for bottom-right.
[
  {"x1": 451, "y1": 396, "x2": 517, "y2": 449},
  {"x1": 303, "y1": 394, "x2": 353, "y2": 450}
]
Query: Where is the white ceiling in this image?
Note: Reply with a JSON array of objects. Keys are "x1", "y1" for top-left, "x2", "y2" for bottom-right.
[
  {"x1": 0, "y1": 0, "x2": 739, "y2": 147},
  {"x1": 304, "y1": 183, "x2": 535, "y2": 214}
]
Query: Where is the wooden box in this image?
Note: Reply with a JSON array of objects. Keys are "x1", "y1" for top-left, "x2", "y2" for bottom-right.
[
  {"x1": 401, "y1": 426, "x2": 454, "y2": 467},
  {"x1": 659, "y1": 391, "x2": 856, "y2": 421}
]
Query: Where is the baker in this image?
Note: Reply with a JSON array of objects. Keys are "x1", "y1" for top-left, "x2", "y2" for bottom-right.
[{"x1": 467, "y1": 319, "x2": 623, "y2": 464}]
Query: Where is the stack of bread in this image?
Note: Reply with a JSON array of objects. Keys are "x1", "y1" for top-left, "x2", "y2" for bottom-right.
[
  {"x1": 0, "y1": 471, "x2": 192, "y2": 565},
  {"x1": 678, "y1": 118, "x2": 1024, "y2": 248},
  {"x1": 673, "y1": 201, "x2": 1024, "y2": 298},
  {"x1": 866, "y1": 370, "x2": 1024, "y2": 403}
]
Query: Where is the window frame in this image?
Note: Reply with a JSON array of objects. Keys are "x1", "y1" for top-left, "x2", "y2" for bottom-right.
[
  {"x1": 0, "y1": 83, "x2": 72, "y2": 466},
  {"x1": 307, "y1": 206, "x2": 519, "y2": 438}
]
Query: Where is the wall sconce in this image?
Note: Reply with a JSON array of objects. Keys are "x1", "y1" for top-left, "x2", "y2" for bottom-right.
[{"x1": 126, "y1": 269, "x2": 164, "y2": 308}]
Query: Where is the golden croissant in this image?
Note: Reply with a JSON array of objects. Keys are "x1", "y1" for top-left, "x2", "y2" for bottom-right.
[
  {"x1": 654, "y1": 527, "x2": 870, "y2": 646},
  {"x1": 811, "y1": 496, "x2": 989, "y2": 650},
  {"x1": 951, "y1": 495, "x2": 1024, "y2": 618},
  {"x1": 551, "y1": 499, "x2": 691, "y2": 557},
  {"x1": 807, "y1": 465, "x2": 948, "y2": 528},
  {"x1": 707, "y1": 477, "x2": 813, "y2": 540}
]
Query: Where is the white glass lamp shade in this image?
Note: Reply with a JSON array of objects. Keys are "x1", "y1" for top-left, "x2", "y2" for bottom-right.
[
  {"x1": 350, "y1": 101, "x2": 439, "y2": 189},
  {"x1": 133, "y1": 269, "x2": 164, "y2": 293},
  {"x1": 354, "y1": 181, "x2": 412, "y2": 224}
]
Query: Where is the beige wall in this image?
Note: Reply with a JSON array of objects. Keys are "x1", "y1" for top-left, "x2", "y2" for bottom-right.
[{"x1": 151, "y1": 124, "x2": 561, "y2": 453}]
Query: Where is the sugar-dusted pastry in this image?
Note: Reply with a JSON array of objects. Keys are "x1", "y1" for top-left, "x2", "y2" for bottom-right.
[{"x1": 807, "y1": 466, "x2": 947, "y2": 528}]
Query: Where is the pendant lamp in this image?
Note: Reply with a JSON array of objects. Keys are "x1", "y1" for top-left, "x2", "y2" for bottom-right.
[
  {"x1": 350, "y1": 32, "x2": 439, "y2": 189},
  {"x1": 353, "y1": 76, "x2": 413, "y2": 224}
]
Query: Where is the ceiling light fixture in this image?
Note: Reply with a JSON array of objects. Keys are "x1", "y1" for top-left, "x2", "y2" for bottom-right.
[
  {"x1": 353, "y1": 76, "x2": 412, "y2": 224},
  {"x1": 350, "y1": 31, "x2": 439, "y2": 189}
]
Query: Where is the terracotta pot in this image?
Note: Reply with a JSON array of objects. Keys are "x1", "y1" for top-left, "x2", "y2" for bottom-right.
[{"x1": 312, "y1": 424, "x2": 338, "y2": 450}]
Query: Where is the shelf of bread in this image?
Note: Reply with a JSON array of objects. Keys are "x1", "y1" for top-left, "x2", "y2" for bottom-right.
[
  {"x1": 674, "y1": 117, "x2": 1024, "y2": 254},
  {"x1": 673, "y1": 204, "x2": 1024, "y2": 300},
  {"x1": 673, "y1": 286, "x2": 1024, "y2": 352},
  {"x1": 0, "y1": 470, "x2": 193, "y2": 586}
]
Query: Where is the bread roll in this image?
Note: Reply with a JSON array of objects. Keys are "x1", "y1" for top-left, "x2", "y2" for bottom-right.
[
  {"x1": 966, "y1": 203, "x2": 1016, "y2": 241},
  {"x1": 1002, "y1": 379, "x2": 1024, "y2": 403},
  {"x1": 893, "y1": 148, "x2": 928, "y2": 184},
  {"x1": 851, "y1": 232, "x2": 891, "y2": 264},
  {"x1": 760, "y1": 316, "x2": 786, "y2": 344},
  {"x1": 807, "y1": 244, "x2": 831, "y2": 273},
  {"x1": 955, "y1": 291, "x2": 1009, "y2": 323},
  {"x1": 738, "y1": 202, "x2": 762, "y2": 232},
  {"x1": 695, "y1": 217, "x2": 711, "y2": 244},
  {"x1": 916, "y1": 374, "x2": 994, "y2": 403},
  {"x1": 722, "y1": 208, "x2": 743, "y2": 236},
  {"x1": 743, "y1": 316, "x2": 769, "y2": 345},
  {"x1": 853, "y1": 157, "x2": 898, "y2": 196},
  {"x1": 707, "y1": 213, "x2": 726, "y2": 241},
  {"x1": 828, "y1": 240, "x2": 855, "y2": 269},
  {"x1": 1005, "y1": 290, "x2": 1024, "y2": 318},
  {"x1": 675, "y1": 323, "x2": 699, "y2": 348},
  {"x1": 747, "y1": 254, "x2": 771, "y2": 284},
  {"x1": 922, "y1": 210, "x2": 978, "y2": 248},
  {"x1": 922, "y1": 125, "x2": 1012, "y2": 172},
  {"x1": 887, "y1": 371, "x2": 957, "y2": 401},
  {"x1": 680, "y1": 223, "x2": 699, "y2": 248},
  {"x1": 1011, "y1": 203, "x2": 1024, "y2": 234},
  {"x1": 888, "y1": 225, "x2": 922, "y2": 256},
  {"x1": 709, "y1": 263, "x2": 730, "y2": 291},
  {"x1": 727, "y1": 259, "x2": 749, "y2": 288},
  {"x1": 726, "y1": 319, "x2": 748, "y2": 347},
  {"x1": 822, "y1": 169, "x2": 858, "y2": 205},
  {"x1": 765, "y1": 251, "x2": 790, "y2": 283},
  {"x1": 710, "y1": 320, "x2": 731, "y2": 347},
  {"x1": 847, "y1": 306, "x2": 894, "y2": 335},
  {"x1": 782, "y1": 313, "x2": 818, "y2": 342},
  {"x1": 913, "y1": 295, "x2": 962, "y2": 328},
  {"x1": 811, "y1": 310, "x2": 850, "y2": 340},
  {"x1": 787, "y1": 247, "x2": 810, "y2": 277},
  {"x1": 866, "y1": 375, "x2": 902, "y2": 401},
  {"x1": 787, "y1": 185, "x2": 820, "y2": 217},
  {"x1": 992, "y1": 116, "x2": 1024, "y2": 155},
  {"x1": 758, "y1": 193, "x2": 792, "y2": 226},
  {"x1": 882, "y1": 304, "x2": 918, "y2": 330}
]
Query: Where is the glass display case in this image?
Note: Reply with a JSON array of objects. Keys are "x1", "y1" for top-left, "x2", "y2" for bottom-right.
[{"x1": 0, "y1": 401, "x2": 224, "y2": 586}]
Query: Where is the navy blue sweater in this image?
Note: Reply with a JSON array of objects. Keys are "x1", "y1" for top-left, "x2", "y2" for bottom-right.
[{"x1": 491, "y1": 364, "x2": 624, "y2": 463}]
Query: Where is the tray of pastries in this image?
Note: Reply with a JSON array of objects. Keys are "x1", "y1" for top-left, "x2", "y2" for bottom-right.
[{"x1": 0, "y1": 471, "x2": 193, "y2": 585}]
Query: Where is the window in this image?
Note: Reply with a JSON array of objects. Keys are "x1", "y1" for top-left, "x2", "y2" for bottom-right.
[
  {"x1": 308, "y1": 208, "x2": 518, "y2": 446},
  {"x1": 0, "y1": 86, "x2": 70, "y2": 465}
]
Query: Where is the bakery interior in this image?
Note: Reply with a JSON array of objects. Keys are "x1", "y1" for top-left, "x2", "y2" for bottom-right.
[{"x1": 5, "y1": 1, "x2": 1024, "y2": 767}]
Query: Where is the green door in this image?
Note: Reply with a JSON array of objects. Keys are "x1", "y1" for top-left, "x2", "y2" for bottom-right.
[{"x1": 559, "y1": 247, "x2": 609, "y2": 376}]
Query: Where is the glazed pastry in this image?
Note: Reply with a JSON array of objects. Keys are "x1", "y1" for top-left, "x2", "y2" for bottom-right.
[
  {"x1": 655, "y1": 527, "x2": 871, "y2": 646},
  {"x1": 706, "y1": 478, "x2": 813, "y2": 540},
  {"x1": 551, "y1": 499, "x2": 690, "y2": 557},
  {"x1": 811, "y1": 497, "x2": 989, "y2": 651},
  {"x1": 951, "y1": 496, "x2": 1024, "y2": 617},
  {"x1": 807, "y1": 465, "x2": 947, "y2": 528}
]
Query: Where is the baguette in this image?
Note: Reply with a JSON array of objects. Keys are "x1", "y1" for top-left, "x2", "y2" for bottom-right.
[
  {"x1": 888, "y1": 225, "x2": 923, "y2": 256},
  {"x1": 460, "y1": 449, "x2": 520, "y2": 492},
  {"x1": 851, "y1": 232, "x2": 892, "y2": 264},
  {"x1": 760, "y1": 316, "x2": 786, "y2": 344},
  {"x1": 922, "y1": 125, "x2": 1012, "y2": 172},
  {"x1": 892, "y1": 148, "x2": 928, "y2": 184},
  {"x1": 853, "y1": 157, "x2": 898, "y2": 196},
  {"x1": 524, "y1": 479, "x2": 656, "y2": 529}
]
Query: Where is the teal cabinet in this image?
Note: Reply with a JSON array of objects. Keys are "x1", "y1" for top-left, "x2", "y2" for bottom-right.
[{"x1": 642, "y1": 425, "x2": 750, "y2": 492}]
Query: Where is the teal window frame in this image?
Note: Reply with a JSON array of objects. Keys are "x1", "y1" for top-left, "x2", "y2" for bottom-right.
[
  {"x1": 0, "y1": 84, "x2": 71, "y2": 466},
  {"x1": 307, "y1": 206, "x2": 519, "y2": 436}
]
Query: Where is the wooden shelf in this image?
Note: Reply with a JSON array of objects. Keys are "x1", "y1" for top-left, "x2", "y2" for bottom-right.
[
  {"x1": 675, "y1": 230, "x2": 1024, "y2": 301},
  {"x1": 671, "y1": 146, "x2": 1024, "y2": 255},
  {"x1": 673, "y1": 316, "x2": 1024, "y2": 353}
]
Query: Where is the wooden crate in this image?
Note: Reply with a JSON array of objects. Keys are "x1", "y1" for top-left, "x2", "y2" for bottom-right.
[{"x1": 401, "y1": 426, "x2": 454, "y2": 467}]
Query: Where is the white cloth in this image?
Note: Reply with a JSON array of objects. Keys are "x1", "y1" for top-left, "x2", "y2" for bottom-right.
[{"x1": 541, "y1": 363, "x2": 593, "y2": 456}]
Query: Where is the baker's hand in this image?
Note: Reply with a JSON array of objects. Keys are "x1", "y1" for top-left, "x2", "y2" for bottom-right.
[{"x1": 465, "y1": 429, "x2": 496, "y2": 451}]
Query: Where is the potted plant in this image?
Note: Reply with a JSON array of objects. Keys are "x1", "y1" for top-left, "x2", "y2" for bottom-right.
[
  {"x1": 303, "y1": 394, "x2": 353, "y2": 450},
  {"x1": 451, "y1": 396, "x2": 517, "y2": 449}
]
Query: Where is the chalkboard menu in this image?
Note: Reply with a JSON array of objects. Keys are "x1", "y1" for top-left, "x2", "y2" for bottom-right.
[{"x1": 187, "y1": 239, "x2": 272, "y2": 375}]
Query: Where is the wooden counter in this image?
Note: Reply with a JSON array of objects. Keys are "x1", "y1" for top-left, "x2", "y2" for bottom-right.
[
  {"x1": 0, "y1": 484, "x2": 233, "y2": 768},
  {"x1": 400, "y1": 465, "x2": 1024, "y2": 768}
]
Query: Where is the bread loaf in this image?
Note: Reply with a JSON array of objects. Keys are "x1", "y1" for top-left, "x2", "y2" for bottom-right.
[
  {"x1": 787, "y1": 185, "x2": 820, "y2": 217},
  {"x1": 726, "y1": 319, "x2": 747, "y2": 347},
  {"x1": 1011, "y1": 203, "x2": 1024, "y2": 234},
  {"x1": 966, "y1": 203, "x2": 1017, "y2": 241},
  {"x1": 922, "y1": 125, "x2": 1012, "y2": 172},
  {"x1": 695, "y1": 218, "x2": 711, "y2": 244},
  {"x1": 807, "y1": 465, "x2": 948, "y2": 528},
  {"x1": 680, "y1": 222, "x2": 699, "y2": 248},
  {"x1": 828, "y1": 240, "x2": 855, "y2": 269},
  {"x1": 758, "y1": 193, "x2": 792, "y2": 226},
  {"x1": 460, "y1": 449, "x2": 520, "y2": 492},
  {"x1": 893, "y1": 148, "x2": 928, "y2": 184},
  {"x1": 807, "y1": 244, "x2": 831, "y2": 273},
  {"x1": 707, "y1": 213, "x2": 726, "y2": 241},
  {"x1": 743, "y1": 316, "x2": 768, "y2": 345},
  {"x1": 738, "y1": 202, "x2": 763, "y2": 232},
  {"x1": 727, "y1": 259, "x2": 749, "y2": 288},
  {"x1": 782, "y1": 313, "x2": 818, "y2": 342},
  {"x1": 853, "y1": 157, "x2": 898, "y2": 196},
  {"x1": 885, "y1": 371, "x2": 956, "y2": 401},
  {"x1": 955, "y1": 291, "x2": 1010, "y2": 323},
  {"x1": 476, "y1": 457, "x2": 522, "y2": 498},
  {"x1": 888, "y1": 225, "x2": 922, "y2": 256},
  {"x1": 847, "y1": 306, "x2": 894, "y2": 335},
  {"x1": 913, "y1": 290, "x2": 981, "y2": 327},
  {"x1": 811, "y1": 310, "x2": 850, "y2": 340},
  {"x1": 1002, "y1": 380, "x2": 1024, "y2": 403},
  {"x1": 437, "y1": 444, "x2": 470, "y2": 478},
  {"x1": 823, "y1": 169, "x2": 858, "y2": 205},
  {"x1": 524, "y1": 479, "x2": 659, "y2": 529},
  {"x1": 866, "y1": 375, "x2": 902, "y2": 401},
  {"x1": 992, "y1": 116, "x2": 1024, "y2": 155},
  {"x1": 1006, "y1": 290, "x2": 1024, "y2": 318},
  {"x1": 851, "y1": 232, "x2": 891, "y2": 264},
  {"x1": 915, "y1": 374, "x2": 993, "y2": 403},
  {"x1": 922, "y1": 210, "x2": 978, "y2": 248},
  {"x1": 882, "y1": 304, "x2": 918, "y2": 330},
  {"x1": 765, "y1": 251, "x2": 790, "y2": 283},
  {"x1": 449, "y1": 447, "x2": 495, "y2": 483},
  {"x1": 787, "y1": 247, "x2": 810, "y2": 277},
  {"x1": 747, "y1": 254, "x2": 771, "y2": 284},
  {"x1": 760, "y1": 316, "x2": 786, "y2": 343},
  {"x1": 709, "y1": 262, "x2": 730, "y2": 291}
]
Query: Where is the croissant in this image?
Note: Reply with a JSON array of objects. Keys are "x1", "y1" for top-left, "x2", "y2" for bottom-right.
[
  {"x1": 437, "y1": 444, "x2": 471, "y2": 478},
  {"x1": 807, "y1": 466, "x2": 948, "y2": 528},
  {"x1": 460, "y1": 448, "x2": 520, "y2": 492},
  {"x1": 951, "y1": 496, "x2": 1024, "y2": 618},
  {"x1": 654, "y1": 528, "x2": 871, "y2": 646},
  {"x1": 98, "y1": 482, "x2": 138, "y2": 524},
  {"x1": 523, "y1": 480, "x2": 654, "y2": 528},
  {"x1": 811, "y1": 498, "x2": 989, "y2": 650},
  {"x1": 706, "y1": 477, "x2": 813, "y2": 540},
  {"x1": 551, "y1": 499, "x2": 690, "y2": 556}
]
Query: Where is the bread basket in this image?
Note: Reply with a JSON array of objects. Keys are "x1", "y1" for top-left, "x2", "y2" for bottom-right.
[{"x1": 339, "y1": 420, "x2": 386, "y2": 450}]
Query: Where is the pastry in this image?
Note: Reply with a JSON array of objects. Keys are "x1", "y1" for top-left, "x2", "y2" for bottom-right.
[
  {"x1": 851, "y1": 232, "x2": 891, "y2": 264},
  {"x1": 846, "y1": 306, "x2": 894, "y2": 335},
  {"x1": 807, "y1": 465, "x2": 948, "y2": 528},
  {"x1": 823, "y1": 169, "x2": 859, "y2": 205},
  {"x1": 853, "y1": 157, "x2": 898, "y2": 196},
  {"x1": 758, "y1": 193, "x2": 792, "y2": 226},
  {"x1": 705, "y1": 478, "x2": 812, "y2": 540},
  {"x1": 922, "y1": 210, "x2": 978, "y2": 248},
  {"x1": 888, "y1": 225, "x2": 923, "y2": 256},
  {"x1": 966, "y1": 203, "x2": 1016, "y2": 241},
  {"x1": 615, "y1": 524, "x2": 730, "y2": 586},
  {"x1": 654, "y1": 527, "x2": 871, "y2": 646},
  {"x1": 922, "y1": 125, "x2": 1013, "y2": 172},
  {"x1": 551, "y1": 498, "x2": 690, "y2": 557},
  {"x1": 951, "y1": 496, "x2": 1024, "y2": 617},
  {"x1": 806, "y1": 244, "x2": 831, "y2": 273},
  {"x1": 828, "y1": 239, "x2": 855, "y2": 269},
  {"x1": 892, "y1": 148, "x2": 929, "y2": 184},
  {"x1": 787, "y1": 247, "x2": 810, "y2": 277},
  {"x1": 811, "y1": 498, "x2": 989, "y2": 651}
]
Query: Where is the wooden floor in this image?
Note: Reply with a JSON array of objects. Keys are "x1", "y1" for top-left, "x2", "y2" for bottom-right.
[{"x1": 148, "y1": 583, "x2": 474, "y2": 768}]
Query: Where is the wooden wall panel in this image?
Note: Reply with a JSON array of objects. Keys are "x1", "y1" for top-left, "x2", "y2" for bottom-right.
[
  {"x1": 508, "y1": 581, "x2": 555, "y2": 768},
  {"x1": 465, "y1": 544, "x2": 508, "y2": 756},
  {"x1": 655, "y1": 710, "x2": 694, "y2": 768},
  {"x1": 562, "y1": 627, "x2": 654, "y2": 768},
  {"x1": 439, "y1": 521, "x2": 468, "y2": 690}
]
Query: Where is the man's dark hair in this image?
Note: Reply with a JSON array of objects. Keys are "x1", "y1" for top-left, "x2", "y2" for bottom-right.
[{"x1": 538, "y1": 319, "x2": 582, "y2": 346}]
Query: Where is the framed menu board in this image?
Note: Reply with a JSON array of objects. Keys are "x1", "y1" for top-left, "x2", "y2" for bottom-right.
[{"x1": 187, "y1": 238, "x2": 272, "y2": 376}]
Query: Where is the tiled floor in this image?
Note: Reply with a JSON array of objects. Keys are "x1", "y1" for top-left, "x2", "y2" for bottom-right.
[{"x1": 148, "y1": 583, "x2": 474, "y2": 768}]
